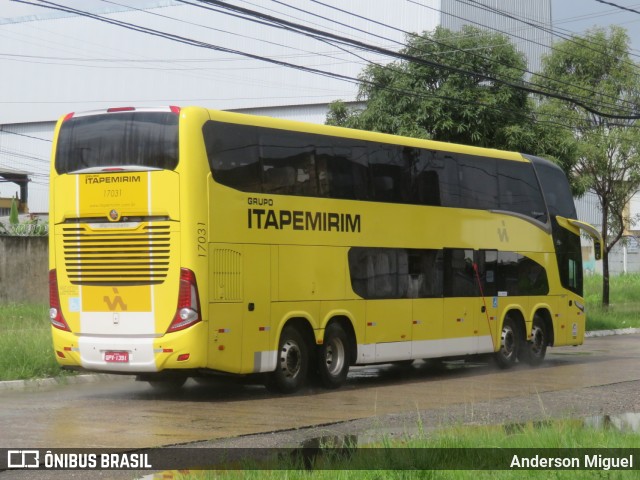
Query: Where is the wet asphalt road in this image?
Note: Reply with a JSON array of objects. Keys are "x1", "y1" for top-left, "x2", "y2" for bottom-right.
[{"x1": 1, "y1": 333, "x2": 639, "y2": 453}]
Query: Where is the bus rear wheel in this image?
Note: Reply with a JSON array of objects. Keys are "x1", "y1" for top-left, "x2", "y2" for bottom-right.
[
  {"x1": 268, "y1": 326, "x2": 309, "y2": 393},
  {"x1": 522, "y1": 315, "x2": 548, "y2": 366},
  {"x1": 495, "y1": 317, "x2": 519, "y2": 369},
  {"x1": 317, "y1": 323, "x2": 350, "y2": 389}
]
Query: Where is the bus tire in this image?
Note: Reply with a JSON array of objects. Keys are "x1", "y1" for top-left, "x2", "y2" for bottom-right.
[
  {"x1": 522, "y1": 315, "x2": 548, "y2": 366},
  {"x1": 495, "y1": 317, "x2": 519, "y2": 369},
  {"x1": 317, "y1": 323, "x2": 350, "y2": 389},
  {"x1": 269, "y1": 326, "x2": 309, "y2": 393}
]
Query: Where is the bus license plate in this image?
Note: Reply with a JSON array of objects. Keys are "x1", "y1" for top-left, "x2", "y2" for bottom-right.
[{"x1": 104, "y1": 351, "x2": 129, "y2": 363}]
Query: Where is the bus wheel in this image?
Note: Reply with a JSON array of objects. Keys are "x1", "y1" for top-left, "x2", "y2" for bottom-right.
[
  {"x1": 317, "y1": 323, "x2": 350, "y2": 389},
  {"x1": 269, "y1": 326, "x2": 309, "y2": 393},
  {"x1": 522, "y1": 315, "x2": 547, "y2": 366},
  {"x1": 495, "y1": 317, "x2": 519, "y2": 369}
]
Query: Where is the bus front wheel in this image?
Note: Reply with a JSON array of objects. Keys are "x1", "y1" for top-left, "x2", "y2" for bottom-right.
[
  {"x1": 495, "y1": 317, "x2": 519, "y2": 369},
  {"x1": 317, "y1": 323, "x2": 350, "y2": 389},
  {"x1": 268, "y1": 326, "x2": 309, "y2": 393}
]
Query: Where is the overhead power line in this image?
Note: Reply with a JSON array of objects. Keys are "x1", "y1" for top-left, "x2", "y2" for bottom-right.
[
  {"x1": 594, "y1": 0, "x2": 640, "y2": 15},
  {"x1": 11, "y1": 0, "x2": 640, "y2": 120},
  {"x1": 302, "y1": 0, "x2": 639, "y2": 118},
  {"x1": 185, "y1": 0, "x2": 640, "y2": 119}
]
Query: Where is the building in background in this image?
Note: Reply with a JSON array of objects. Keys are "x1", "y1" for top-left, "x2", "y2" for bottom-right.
[
  {"x1": 4, "y1": 0, "x2": 624, "y2": 272},
  {"x1": 0, "y1": 167, "x2": 30, "y2": 215},
  {"x1": 0, "y1": 0, "x2": 553, "y2": 213}
]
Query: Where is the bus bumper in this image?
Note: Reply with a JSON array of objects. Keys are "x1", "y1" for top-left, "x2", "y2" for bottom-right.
[{"x1": 51, "y1": 323, "x2": 208, "y2": 373}]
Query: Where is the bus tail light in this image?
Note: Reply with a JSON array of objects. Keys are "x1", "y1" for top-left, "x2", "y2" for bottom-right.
[
  {"x1": 167, "y1": 268, "x2": 201, "y2": 333},
  {"x1": 49, "y1": 270, "x2": 71, "y2": 331},
  {"x1": 107, "y1": 106, "x2": 136, "y2": 113}
]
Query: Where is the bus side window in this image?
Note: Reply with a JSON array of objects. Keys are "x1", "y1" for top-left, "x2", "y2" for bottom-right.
[
  {"x1": 203, "y1": 121, "x2": 262, "y2": 192},
  {"x1": 260, "y1": 132, "x2": 317, "y2": 196},
  {"x1": 457, "y1": 156, "x2": 498, "y2": 210},
  {"x1": 444, "y1": 249, "x2": 476, "y2": 297},
  {"x1": 369, "y1": 144, "x2": 407, "y2": 203},
  {"x1": 439, "y1": 153, "x2": 461, "y2": 207},
  {"x1": 413, "y1": 150, "x2": 444, "y2": 206},
  {"x1": 348, "y1": 248, "x2": 409, "y2": 299},
  {"x1": 348, "y1": 249, "x2": 375, "y2": 298},
  {"x1": 498, "y1": 160, "x2": 547, "y2": 222},
  {"x1": 497, "y1": 252, "x2": 549, "y2": 296},
  {"x1": 317, "y1": 140, "x2": 369, "y2": 200},
  {"x1": 408, "y1": 249, "x2": 443, "y2": 298},
  {"x1": 477, "y1": 250, "x2": 498, "y2": 297}
]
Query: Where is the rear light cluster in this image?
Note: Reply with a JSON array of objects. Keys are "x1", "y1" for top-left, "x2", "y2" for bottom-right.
[
  {"x1": 50, "y1": 268, "x2": 200, "y2": 334},
  {"x1": 49, "y1": 270, "x2": 71, "y2": 331},
  {"x1": 167, "y1": 268, "x2": 202, "y2": 333},
  {"x1": 62, "y1": 106, "x2": 180, "y2": 122}
]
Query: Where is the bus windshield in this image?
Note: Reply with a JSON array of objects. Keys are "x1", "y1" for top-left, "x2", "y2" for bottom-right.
[{"x1": 55, "y1": 111, "x2": 179, "y2": 174}]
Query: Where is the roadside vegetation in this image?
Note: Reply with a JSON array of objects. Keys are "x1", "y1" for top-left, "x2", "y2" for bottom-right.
[
  {"x1": 1, "y1": 274, "x2": 639, "y2": 382},
  {"x1": 583, "y1": 274, "x2": 640, "y2": 331},
  {"x1": 174, "y1": 420, "x2": 639, "y2": 478},
  {"x1": 0, "y1": 303, "x2": 61, "y2": 381}
]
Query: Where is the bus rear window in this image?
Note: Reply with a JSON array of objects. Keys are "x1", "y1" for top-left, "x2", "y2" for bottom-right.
[{"x1": 55, "y1": 112, "x2": 179, "y2": 174}]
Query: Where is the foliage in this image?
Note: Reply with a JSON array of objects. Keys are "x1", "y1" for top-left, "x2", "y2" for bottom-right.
[
  {"x1": 326, "y1": 26, "x2": 563, "y2": 156},
  {"x1": 0, "y1": 216, "x2": 48, "y2": 236},
  {"x1": 0, "y1": 304, "x2": 61, "y2": 381},
  {"x1": 534, "y1": 27, "x2": 640, "y2": 306},
  {"x1": 9, "y1": 198, "x2": 19, "y2": 226}
]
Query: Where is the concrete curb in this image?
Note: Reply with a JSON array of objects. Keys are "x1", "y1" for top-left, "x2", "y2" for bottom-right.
[
  {"x1": 1, "y1": 329, "x2": 638, "y2": 391},
  {"x1": 585, "y1": 327, "x2": 640, "y2": 337}
]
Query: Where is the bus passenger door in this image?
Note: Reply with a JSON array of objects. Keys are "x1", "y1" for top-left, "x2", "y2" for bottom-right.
[
  {"x1": 409, "y1": 249, "x2": 444, "y2": 359},
  {"x1": 475, "y1": 250, "x2": 498, "y2": 354},
  {"x1": 442, "y1": 249, "x2": 480, "y2": 355},
  {"x1": 362, "y1": 249, "x2": 413, "y2": 362}
]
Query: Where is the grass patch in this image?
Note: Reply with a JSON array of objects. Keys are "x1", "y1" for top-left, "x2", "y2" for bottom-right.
[
  {"x1": 0, "y1": 303, "x2": 64, "y2": 381},
  {"x1": 584, "y1": 274, "x2": 640, "y2": 330},
  {"x1": 174, "y1": 420, "x2": 639, "y2": 478}
]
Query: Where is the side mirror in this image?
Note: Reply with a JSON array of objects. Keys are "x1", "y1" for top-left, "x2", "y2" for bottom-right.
[{"x1": 594, "y1": 241, "x2": 602, "y2": 260}]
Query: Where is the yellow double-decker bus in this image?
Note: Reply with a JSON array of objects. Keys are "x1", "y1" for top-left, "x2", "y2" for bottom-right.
[{"x1": 48, "y1": 106, "x2": 602, "y2": 393}]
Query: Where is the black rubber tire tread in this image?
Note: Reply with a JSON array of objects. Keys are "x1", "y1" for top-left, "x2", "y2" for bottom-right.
[
  {"x1": 317, "y1": 323, "x2": 350, "y2": 389},
  {"x1": 268, "y1": 326, "x2": 309, "y2": 394},
  {"x1": 495, "y1": 317, "x2": 519, "y2": 369}
]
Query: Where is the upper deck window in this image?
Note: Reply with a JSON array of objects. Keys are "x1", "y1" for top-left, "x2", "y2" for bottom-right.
[
  {"x1": 526, "y1": 155, "x2": 577, "y2": 220},
  {"x1": 55, "y1": 112, "x2": 179, "y2": 174},
  {"x1": 204, "y1": 120, "x2": 548, "y2": 223}
]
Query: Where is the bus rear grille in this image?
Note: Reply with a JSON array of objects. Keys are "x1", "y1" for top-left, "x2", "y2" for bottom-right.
[{"x1": 62, "y1": 225, "x2": 171, "y2": 286}]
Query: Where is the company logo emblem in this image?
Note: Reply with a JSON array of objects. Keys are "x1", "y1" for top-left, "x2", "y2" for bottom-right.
[
  {"x1": 103, "y1": 288, "x2": 128, "y2": 311},
  {"x1": 7, "y1": 450, "x2": 40, "y2": 469},
  {"x1": 109, "y1": 209, "x2": 120, "y2": 222}
]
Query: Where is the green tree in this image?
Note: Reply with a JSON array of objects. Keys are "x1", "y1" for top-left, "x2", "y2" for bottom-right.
[
  {"x1": 534, "y1": 26, "x2": 640, "y2": 307},
  {"x1": 326, "y1": 25, "x2": 552, "y2": 153},
  {"x1": 9, "y1": 198, "x2": 19, "y2": 226}
]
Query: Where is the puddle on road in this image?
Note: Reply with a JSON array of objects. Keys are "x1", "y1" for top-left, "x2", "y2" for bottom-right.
[{"x1": 290, "y1": 413, "x2": 640, "y2": 468}]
